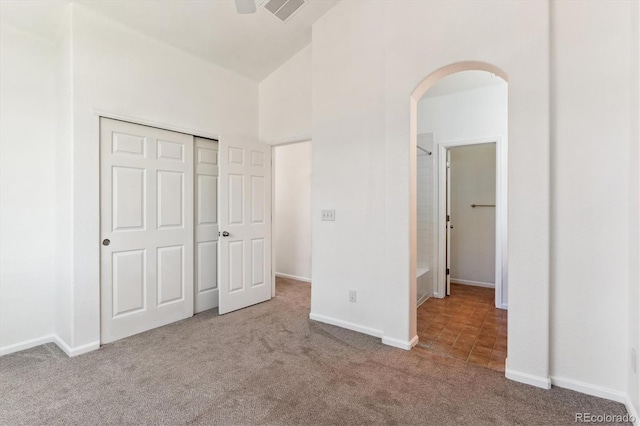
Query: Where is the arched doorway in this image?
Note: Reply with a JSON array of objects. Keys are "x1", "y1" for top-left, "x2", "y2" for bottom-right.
[{"x1": 409, "y1": 63, "x2": 508, "y2": 371}]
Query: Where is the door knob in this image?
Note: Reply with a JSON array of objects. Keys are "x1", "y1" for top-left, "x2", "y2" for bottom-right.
[
  {"x1": 102, "y1": 239, "x2": 110, "y2": 246},
  {"x1": 222, "y1": 231, "x2": 230, "y2": 237}
]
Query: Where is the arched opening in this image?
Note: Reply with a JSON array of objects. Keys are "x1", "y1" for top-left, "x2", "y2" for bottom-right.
[{"x1": 410, "y1": 62, "x2": 509, "y2": 371}]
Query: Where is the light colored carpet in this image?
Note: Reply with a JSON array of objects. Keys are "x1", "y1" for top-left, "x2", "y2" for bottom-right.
[{"x1": 0, "y1": 278, "x2": 630, "y2": 425}]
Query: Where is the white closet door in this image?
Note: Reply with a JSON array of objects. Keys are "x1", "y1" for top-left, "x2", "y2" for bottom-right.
[
  {"x1": 100, "y1": 118, "x2": 194, "y2": 344},
  {"x1": 194, "y1": 137, "x2": 219, "y2": 313},
  {"x1": 218, "y1": 135, "x2": 272, "y2": 314}
]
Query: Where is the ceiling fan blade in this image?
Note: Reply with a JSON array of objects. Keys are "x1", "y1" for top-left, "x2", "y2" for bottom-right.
[{"x1": 235, "y1": 0, "x2": 257, "y2": 14}]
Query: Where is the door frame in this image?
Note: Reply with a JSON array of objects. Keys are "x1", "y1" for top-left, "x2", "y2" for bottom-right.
[
  {"x1": 269, "y1": 138, "x2": 313, "y2": 297},
  {"x1": 436, "y1": 136, "x2": 507, "y2": 309}
]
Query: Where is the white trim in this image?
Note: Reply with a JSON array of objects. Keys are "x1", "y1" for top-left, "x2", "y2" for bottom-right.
[
  {"x1": 275, "y1": 272, "x2": 312, "y2": 283},
  {"x1": 436, "y1": 137, "x2": 507, "y2": 309},
  {"x1": 0, "y1": 334, "x2": 100, "y2": 358},
  {"x1": 264, "y1": 134, "x2": 312, "y2": 146},
  {"x1": 550, "y1": 376, "x2": 626, "y2": 403},
  {"x1": 505, "y1": 358, "x2": 551, "y2": 389},
  {"x1": 382, "y1": 335, "x2": 419, "y2": 350},
  {"x1": 309, "y1": 313, "x2": 382, "y2": 338},
  {"x1": 450, "y1": 278, "x2": 495, "y2": 288},
  {"x1": 271, "y1": 146, "x2": 277, "y2": 298},
  {"x1": 417, "y1": 293, "x2": 431, "y2": 307},
  {"x1": 53, "y1": 336, "x2": 100, "y2": 357},
  {"x1": 551, "y1": 375, "x2": 640, "y2": 424},
  {"x1": 0, "y1": 335, "x2": 57, "y2": 356},
  {"x1": 496, "y1": 133, "x2": 508, "y2": 310},
  {"x1": 410, "y1": 335, "x2": 419, "y2": 347},
  {"x1": 93, "y1": 109, "x2": 219, "y2": 140},
  {"x1": 625, "y1": 394, "x2": 640, "y2": 426}
]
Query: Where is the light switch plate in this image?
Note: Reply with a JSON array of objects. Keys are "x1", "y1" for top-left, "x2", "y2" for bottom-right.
[{"x1": 321, "y1": 209, "x2": 335, "y2": 221}]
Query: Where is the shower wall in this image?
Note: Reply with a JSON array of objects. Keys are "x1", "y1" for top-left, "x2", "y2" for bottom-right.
[{"x1": 417, "y1": 133, "x2": 435, "y2": 305}]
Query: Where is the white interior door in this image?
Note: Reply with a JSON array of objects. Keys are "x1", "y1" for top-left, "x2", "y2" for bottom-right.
[
  {"x1": 218, "y1": 136, "x2": 272, "y2": 314},
  {"x1": 100, "y1": 118, "x2": 194, "y2": 343},
  {"x1": 194, "y1": 137, "x2": 219, "y2": 313},
  {"x1": 446, "y1": 149, "x2": 452, "y2": 296}
]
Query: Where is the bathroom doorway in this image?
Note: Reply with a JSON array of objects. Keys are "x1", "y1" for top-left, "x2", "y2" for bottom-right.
[
  {"x1": 272, "y1": 141, "x2": 312, "y2": 295},
  {"x1": 413, "y1": 69, "x2": 508, "y2": 371}
]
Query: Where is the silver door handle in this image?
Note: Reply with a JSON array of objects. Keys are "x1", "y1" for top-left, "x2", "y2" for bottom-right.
[
  {"x1": 221, "y1": 231, "x2": 230, "y2": 237},
  {"x1": 102, "y1": 239, "x2": 110, "y2": 246}
]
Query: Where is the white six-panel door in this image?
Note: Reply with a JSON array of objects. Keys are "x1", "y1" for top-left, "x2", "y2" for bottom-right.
[
  {"x1": 100, "y1": 118, "x2": 194, "y2": 343},
  {"x1": 218, "y1": 136, "x2": 272, "y2": 314},
  {"x1": 194, "y1": 137, "x2": 219, "y2": 313}
]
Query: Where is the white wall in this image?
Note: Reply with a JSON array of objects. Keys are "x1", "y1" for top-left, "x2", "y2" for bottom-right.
[
  {"x1": 259, "y1": 45, "x2": 312, "y2": 144},
  {"x1": 0, "y1": 4, "x2": 260, "y2": 354},
  {"x1": 312, "y1": 0, "x2": 551, "y2": 379},
  {"x1": 55, "y1": 4, "x2": 74, "y2": 350},
  {"x1": 274, "y1": 142, "x2": 312, "y2": 281},
  {"x1": 258, "y1": 0, "x2": 639, "y2": 406},
  {"x1": 307, "y1": 0, "x2": 638, "y2": 399},
  {"x1": 311, "y1": 2, "x2": 388, "y2": 337},
  {"x1": 449, "y1": 144, "x2": 496, "y2": 286},
  {"x1": 550, "y1": 0, "x2": 635, "y2": 400},
  {"x1": 0, "y1": 25, "x2": 57, "y2": 353},
  {"x1": 66, "y1": 4, "x2": 259, "y2": 349}
]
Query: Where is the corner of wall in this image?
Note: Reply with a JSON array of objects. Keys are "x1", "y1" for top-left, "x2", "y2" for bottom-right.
[
  {"x1": 54, "y1": 2, "x2": 75, "y2": 348},
  {"x1": 628, "y1": 0, "x2": 640, "y2": 416},
  {"x1": 505, "y1": 358, "x2": 551, "y2": 389},
  {"x1": 258, "y1": 43, "x2": 312, "y2": 144},
  {"x1": 53, "y1": 335, "x2": 99, "y2": 357},
  {"x1": 381, "y1": 335, "x2": 418, "y2": 351}
]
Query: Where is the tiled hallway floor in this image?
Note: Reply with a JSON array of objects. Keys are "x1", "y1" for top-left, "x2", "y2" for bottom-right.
[{"x1": 416, "y1": 283, "x2": 507, "y2": 372}]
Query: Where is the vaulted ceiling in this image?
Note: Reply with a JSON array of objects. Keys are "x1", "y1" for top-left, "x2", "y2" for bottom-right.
[{"x1": 0, "y1": 0, "x2": 339, "y2": 81}]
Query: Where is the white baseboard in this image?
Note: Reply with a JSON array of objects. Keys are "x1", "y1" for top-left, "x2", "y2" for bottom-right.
[
  {"x1": 551, "y1": 376, "x2": 640, "y2": 423},
  {"x1": 0, "y1": 334, "x2": 57, "y2": 356},
  {"x1": 624, "y1": 394, "x2": 640, "y2": 426},
  {"x1": 276, "y1": 272, "x2": 311, "y2": 283},
  {"x1": 550, "y1": 376, "x2": 626, "y2": 403},
  {"x1": 480, "y1": 357, "x2": 637, "y2": 420},
  {"x1": 309, "y1": 312, "x2": 382, "y2": 338},
  {"x1": 53, "y1": 335, "x2": 100, "y2": 357},
  {"x1": 505, "y1": 358, "x2": 551, "y2": 389},
  {"x1": 0, "y1": 334, "x2": 99, "y2": 358},
  {"x1": 417, "y1": 293, "x2": 431, "y2": 307},
  {"x1": 382, "y1": 334, "x2": 419, "y2": 351},
  {"x1": 451, "y1": 278, "x2": 495, "y2": 288}
]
